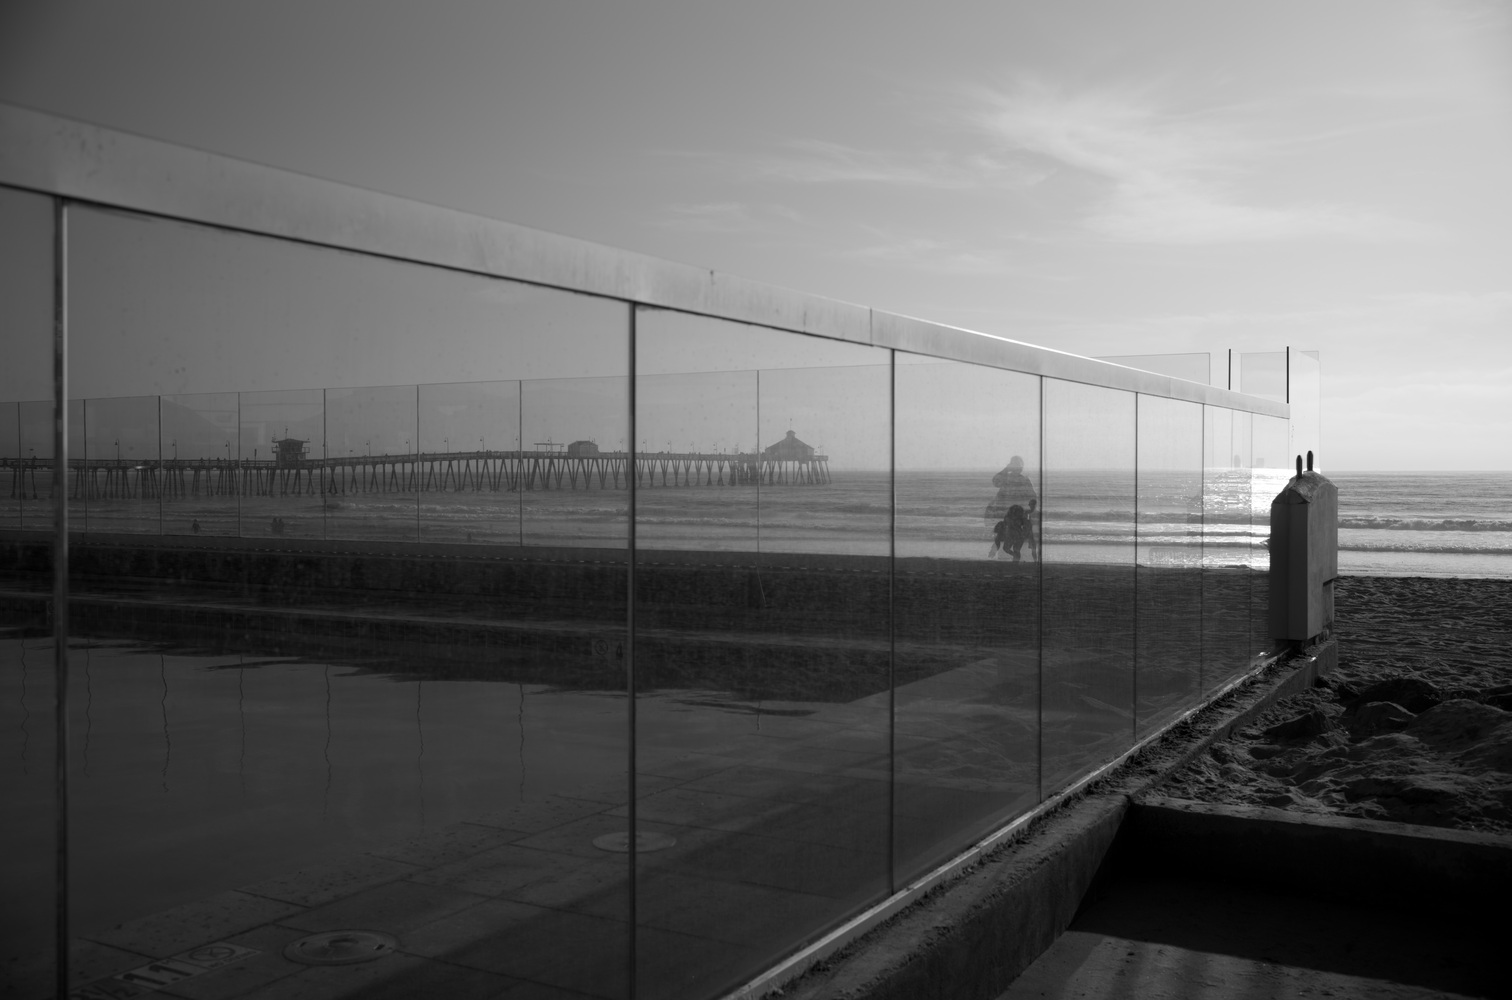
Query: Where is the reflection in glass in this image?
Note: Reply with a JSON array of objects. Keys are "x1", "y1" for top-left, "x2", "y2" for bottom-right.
[
  {"x1": 326, "y1": 385, "x2": 419, "y2": 543},
  {"x1": 417, "y1": 381, "x2": 521, "y2": 545},
  {"x1": 519, "y1": 376, "x2": 630, "y2": 550},
  {"x1": 1251, "y1": 415, "x2": 1292, "y2": 657},
  {"x1": 62, "y1": 205, "x2": 637, "y2": 999},
  {"x1": 16, "y1": 401, "x2": 54, "y2": 536},
  {"x1": 1202, "y1": 407, "x2": 1253, "y2": 689},
  {"x1": 80, "y1": 397, "x2": 161, "y2": 535},
  {"x1": 893, "y1": 357, "x2": 1040, "y2": 883},
  {"x1": 633, "y1": 308, "x2": 891, "y2": 998},
  {"x1": 1041, "y1": 379, "x2": 1136, "y2": 793},
  {"x1": 0, "y1": 185, "x2": 56, "y2": 992},
  {"x1": 0, "y1": 403, "x2": 18, "y2": 532},
  {"x1": 160, "y1": 393, "x2": 241, "y2": 537},
  {"x1": 239, "y1": 389, "x2": 322, "y2": 540},
  {"x1": 1135, "y1": 396, "x2": 1203, "y2": 735}
]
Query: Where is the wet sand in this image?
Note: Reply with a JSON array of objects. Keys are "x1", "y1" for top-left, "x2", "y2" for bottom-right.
[{"x1": 1163, "y1": 575, "x2": 1512, "y2": 833}]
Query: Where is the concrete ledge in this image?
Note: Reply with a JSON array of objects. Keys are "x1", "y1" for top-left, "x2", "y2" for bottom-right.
[
  {"x1": 1125, "y1": 796, "x2": 1512, "y2": 914},
  {"x1": 746, "y1": 640, "x2": 1340, "y2": 1000}
]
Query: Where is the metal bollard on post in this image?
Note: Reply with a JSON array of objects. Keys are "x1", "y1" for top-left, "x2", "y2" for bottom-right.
[{"x1": 1269, "y1": 450, "x2": 1338, "y2": 647}]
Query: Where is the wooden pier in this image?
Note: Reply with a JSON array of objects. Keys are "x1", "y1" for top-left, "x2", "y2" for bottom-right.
[{"x1": 1, "y1": 448, "x2": 832, "y2": 500}]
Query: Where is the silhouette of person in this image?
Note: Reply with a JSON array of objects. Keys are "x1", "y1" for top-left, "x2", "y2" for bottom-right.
[
  {"x1": 985, "y1": 455, "x2": 1039, "y2": 562},
  {"x1": 191, "y1": 519, "x2": 201, "y2": 534}
]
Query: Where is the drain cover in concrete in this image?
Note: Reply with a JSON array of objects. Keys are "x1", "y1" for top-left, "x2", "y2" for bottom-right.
[
  {"x1": 284, "y1": 930, "x2": 398, "y2": 966},
  {"x1": 592, "y1": 831, "x2": 677, "y2": 853}
]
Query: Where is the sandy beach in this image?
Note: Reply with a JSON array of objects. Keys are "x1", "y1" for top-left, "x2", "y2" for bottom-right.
[{"x1": 1162, "y1": 575, "x2": 1512, "y2": 833}]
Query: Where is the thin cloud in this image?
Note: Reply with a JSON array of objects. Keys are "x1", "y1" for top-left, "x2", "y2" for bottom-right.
[
  {"x1": 659, "y1": 201, "x2": 801, "y2": 234},
  {"x1": 965, "y1": 80, "x2": 1423, "y2": 244},
  {"x1": 669, "y1": 140, "x2": 1051, "y2": 192},
  {"x1": 841, "y1": 236, "x2": 1025, "y2": 276}
]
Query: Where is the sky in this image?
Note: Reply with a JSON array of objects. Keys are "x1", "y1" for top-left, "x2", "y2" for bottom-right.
[{"x1": 2, "y1": 0, "x2": 1509, "y2": 470}]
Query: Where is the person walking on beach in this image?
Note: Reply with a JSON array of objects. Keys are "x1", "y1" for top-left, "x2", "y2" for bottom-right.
[{"x1": 986, "y1": 455, "x2": 1039, "y2": 562}]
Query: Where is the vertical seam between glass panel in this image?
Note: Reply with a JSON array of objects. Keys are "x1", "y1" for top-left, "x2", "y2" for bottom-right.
[
  {"x1": 157, "y1": 395, "x2": 164, "y2": 535},
  {"x1": 1199, "y1": 407, "x2": 1206, "y2": 696},
  {"x1": 1132, "y1": 396, "x2": 1139, "y2": 744},
  {"x1": 626, "y1": 303, "x2": 638, "y2": 1000},
  {"x1": 517, "y1": 381, "x2": 523, "y2": 547},
  {"x1": 322, "y1": 390, "x2": 328, "y2": 540},
  {"x1": 887, "y1": 349, "x2": 896, "y2": 896},
  {"x1": 52, "y1": 195, "x2": 70, "y2": 1000},
  {"x1": 1036, "y1": 376, "x2": 1044, "y2": 803},
  {"x1": 235, "y1": 393, "x2": 242, "y2": 537}
]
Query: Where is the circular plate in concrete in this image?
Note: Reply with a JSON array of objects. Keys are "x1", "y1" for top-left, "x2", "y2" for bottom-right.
[
  {"x1": 592, "y1": 830, "x2": 677, "y2": 853},
  {"x1": 284, "y1": 930, "x2": 398, "y2": 966}
]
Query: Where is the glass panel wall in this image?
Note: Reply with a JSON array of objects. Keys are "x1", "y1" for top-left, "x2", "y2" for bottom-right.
[
  {"x1": 1252, "y1": 414, "x2": 1293, "y2": 656},
  {"x1": 0, "y1": 185, "x2": 58, "y2": 997},
  {"x1": 1288, "y1": 349, "x2": 1322, "y2": 469},
  {"x1": 62, "y1": 204, "x2": 634, "y2": 998},
  {"x1": 893, "y1": 357, "x2": 1041, "y2": 882},
  {"x1": 1202, "y1": 407, "x2": 1252, "y2": 690},
  {"x1": 0, "y1": 174, "x2": 1299, "y2": 998},
  {"x1": 633, "y1": 308, "x2": 891, "y2": 998},
  {"x1": 161, "y1": 392, "x2": 241, "y2": 537},
  {"x1": 1040, "y1": 380, "x2": 1136, "y2": 793},
  {"x1": 1135, "y1": 395, "x2": 1204, "y2": 735}
]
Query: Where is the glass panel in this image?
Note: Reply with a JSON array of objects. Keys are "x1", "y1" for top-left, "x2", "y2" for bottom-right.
[
  {"x1": 161, "y1": 393, "x2": 241, "y2": 537},
  {"x1": 415, "y1": 381, "x2": 519, "y2": 545},
  {"x1": 1203, "y1": 407, "x2": 1252, "y2": 690},
  {"x1": 520, "y1": 376, "x2": 630, "y2": 549},
  {"x1": 893, "y1": 357, "x2": 1040, "y2": 883},
  {"x1": 65, "y1": 206, "x2": 633, "y2": 999},
  {"x1": 1288, "y1": 349, "x2": 1322, "y2": 470},
  {"x1": 80, "y1": 396, "x2": 161, "y2": 535},
  {"x1": 633, "y1": 308, "x2": 891, "y2": 999},
  {"x1": 1252, "y1": 414, "x2": 1293, "y2": 658},
  {"x1": 325, "y1": 384, "x2": 418, "y2": 543},
  {"x1": 0, "y1": 185, "x2": 57, "y2": 995},
  {"x1": 1135, "y1": 395, "x2": 1203, "y2": 736},
  {"x1": 15, "y1": 401, "x2": 53, "y2": 535},
  {"x1": 1096, "y1": 352, "x2": 1212, "y2": 385},
  {"x1": 1235, "y1": 351, "x2": 1287, "y2": 402},
  {"x1": 239, "y1": 388, "x2": 322, "y2": 540},
  {"x1": 1041, "y1": 379, "x2": 1135, "y2": 793}
]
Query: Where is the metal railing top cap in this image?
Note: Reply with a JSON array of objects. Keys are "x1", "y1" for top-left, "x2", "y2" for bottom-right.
[{"x1": 0, "y1": 102, "x2": 1285, "y2": 416}]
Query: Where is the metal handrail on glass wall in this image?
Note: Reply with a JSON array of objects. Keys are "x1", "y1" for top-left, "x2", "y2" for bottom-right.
[{"x1": 1, "y1": 102, "x2": 1292, "y2": 1000}]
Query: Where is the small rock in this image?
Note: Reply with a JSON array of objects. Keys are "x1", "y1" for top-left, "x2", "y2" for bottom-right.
[
  {"x1": 1352, "y1": 676, "x2": 1443, "y2": 714},
  {"x1": 1347, "y1": 700, "x2": 1416, "y2": 738},
  {"x1": 1263, "y1": 709, "x2": 1333, "y2": 741}
]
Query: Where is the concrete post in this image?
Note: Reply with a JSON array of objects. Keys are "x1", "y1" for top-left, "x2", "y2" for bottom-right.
[{"x1": 1269, "y1": 451, "x2": 1338, "y2": 644}]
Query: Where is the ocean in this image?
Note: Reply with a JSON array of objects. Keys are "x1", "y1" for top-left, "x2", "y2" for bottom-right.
[{"x1": 15, "y1": 468, "x2": 1510, "y2": 579}]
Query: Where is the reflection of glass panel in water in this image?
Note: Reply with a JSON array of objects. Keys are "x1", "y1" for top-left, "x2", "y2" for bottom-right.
[
  {"x1": 81, "y1": 396, "x2": 161, "y2": 535},
  {"x1": 893, "y1": 357, "x2": 1041, "y2": 884},
  {"x1": 1135, "y1": 396, "x2": 1203, "y2": 736},
  {"x1": 240, "y1": 389, "x2": 323, "y2": 541},
  {"x1": 520, "y1": 376, "x2": 629, "y2": 549},
  {"x1": 632, "y1": 308, "x2": 891, "y2": 998},
  {"x1": 1041, "y1": 379, "x2": 1135, "y2": 794},
  {"x1": 1203, "y1": 407, "x2": 1252, "y2": 690},
  {"x1": 325, "y1": 385, "x2": 420, "y2": 543},
  {"x1": 161, "y1": 393, "x2": 241, "y2": 537},
  {"x1": 418, "y1": 381, "x2": 523, "y2": 545}
]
